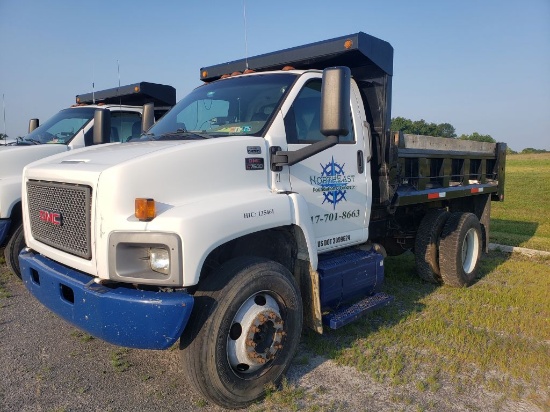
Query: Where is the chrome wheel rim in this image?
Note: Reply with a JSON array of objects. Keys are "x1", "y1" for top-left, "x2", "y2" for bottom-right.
[
  {"x1": 462, "y1": 227, "x2": 480, "y2": 274},
  {"x1": 227, "y1": 292, "x2": 284, "y2": 374}
]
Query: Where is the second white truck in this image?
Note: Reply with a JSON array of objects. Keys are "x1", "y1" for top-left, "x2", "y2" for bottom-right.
[{"x1": 0, "y1": 82, "x2": 175, "y2": 277}]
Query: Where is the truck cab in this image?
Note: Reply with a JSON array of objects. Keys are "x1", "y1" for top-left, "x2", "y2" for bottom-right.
[{"x1": 0, "y1": 81, "x2": 175, "y2": 277}]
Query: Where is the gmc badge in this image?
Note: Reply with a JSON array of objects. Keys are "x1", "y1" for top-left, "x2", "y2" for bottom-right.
[
  {"x1": 39, "y1": 210, "x2": 62, "y2": 226},
  {"x1": 245, "y1": 157, "x2": 264, "y2": 170}
]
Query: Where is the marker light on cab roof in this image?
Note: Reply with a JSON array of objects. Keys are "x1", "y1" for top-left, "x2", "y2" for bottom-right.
[{"x1": 135, "y1": 198, "x2": 156, "y2": 221}]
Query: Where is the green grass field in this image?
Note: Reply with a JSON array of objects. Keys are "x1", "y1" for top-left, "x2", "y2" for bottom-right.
[
  {"x1": 302, "y1": 154, "x2": 550, "y2": 411},
  {"x1": 491, "y1": 153, "x2": 550, "y2": 251}
]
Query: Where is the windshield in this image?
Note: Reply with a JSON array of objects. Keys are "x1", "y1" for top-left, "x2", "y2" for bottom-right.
[
  {"x1": 145, "y1": 73, "x2": 297, "y2": 140},
  {"x1": 20, "y1": 107, "x2": 95, "y2": 145}
]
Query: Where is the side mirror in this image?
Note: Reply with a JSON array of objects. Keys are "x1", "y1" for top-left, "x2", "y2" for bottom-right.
[
  {"x1": 142, "y1": 102, "x2": 155, "y2": 133},
  {"x1": 28, "y1": 118, "x2": 39, "y2": 133},
  {"x1": 320, "y1": 66, "x2": 351, "y2": 137},
  {"x1": 93, "y1": 109, "x2": 111, "y2": 145}
]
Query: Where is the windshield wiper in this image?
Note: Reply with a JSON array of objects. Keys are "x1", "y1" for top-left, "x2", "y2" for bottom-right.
[
  {"x1": 19, "y1": 138, "x2": 42, "y2": 145},
  {"x1": 159, "y1": 129, "x2": 212, "y2": 140},
  {"x1": 128, "y1": 132, "x2": 155, "y2": 142}
]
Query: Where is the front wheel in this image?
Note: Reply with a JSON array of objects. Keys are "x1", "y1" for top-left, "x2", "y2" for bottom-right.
[
  {"x1": 4, "y1": 224, "x2": 25, "y2": 279},
  {"x1": 180, "y1": 257, "x2": 303, "y2": 409},
  {"x1": 439, "y1": 212, "x2": 482, "y2": 287}
]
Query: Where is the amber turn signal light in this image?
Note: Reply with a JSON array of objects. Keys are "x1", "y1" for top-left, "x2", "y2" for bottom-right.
[{"x1": 135, "y1": 198, "x2": 156, "y2": 221}]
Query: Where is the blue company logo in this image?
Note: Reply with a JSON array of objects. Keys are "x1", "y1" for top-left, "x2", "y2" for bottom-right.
[{"x1": 310, "y1": 157, "x2": 355, "y2": 209}]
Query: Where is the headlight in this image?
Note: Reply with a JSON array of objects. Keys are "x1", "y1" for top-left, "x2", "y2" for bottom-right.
[
  {"x1": 149, "y1": 248, "x2": 170, "y2": 275},
  {"x1": 108, "y1": 231, "x2": 182, "y2": 286}
]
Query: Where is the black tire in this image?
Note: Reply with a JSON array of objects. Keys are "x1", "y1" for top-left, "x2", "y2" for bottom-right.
[
  {"x1": 180, "y1": 257, "x2": 303, "y2": 409},
  {"x1": 439, "y1": 212, "x2": 482, "y2": 287},
  {"x1": 414, "y1": 209, "x2": 450, "y2": 284},
  {"x1": 4, "y1": 224, "x2": 25, "y2": 279}
]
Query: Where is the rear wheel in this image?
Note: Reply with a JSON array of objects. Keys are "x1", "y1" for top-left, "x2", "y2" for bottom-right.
[
  {"x1": 439, "y1": 212, "x2": 482, "y2": 287},
  {"x1": 414, "y1": 209, "x2": 449, "y2": 284},
  {"x1": 4, "y1": 224, "x2": 25, "y2": 279},
  {"x1": 180, "y1": 257, "x2": 303, "y2": 409}
]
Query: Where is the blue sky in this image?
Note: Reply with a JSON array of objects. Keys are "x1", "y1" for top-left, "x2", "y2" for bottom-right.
[{"x1": 1, "y1": 0, "x2": 549, "y2": 151}]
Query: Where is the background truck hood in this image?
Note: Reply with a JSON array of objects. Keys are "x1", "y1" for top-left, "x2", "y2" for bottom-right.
[
  {"x1": 29, "y1": 141, "x2": 186, "y2": 169},
  {"x1": 0, "y1": 144, "x2": 68, "y2": 178}
]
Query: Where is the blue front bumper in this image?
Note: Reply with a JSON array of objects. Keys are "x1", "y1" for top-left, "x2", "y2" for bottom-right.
[
  {"x1": 19, "y1": 249, "x2": 194, "y2": 350},
  {"x1": 0, "y1": 219, "x2": 11, "y2": 245}
]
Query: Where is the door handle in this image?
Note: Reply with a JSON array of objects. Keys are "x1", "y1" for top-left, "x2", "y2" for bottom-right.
[{"x1": 357, "y1": 150, "x2": 364, "y2": 173}]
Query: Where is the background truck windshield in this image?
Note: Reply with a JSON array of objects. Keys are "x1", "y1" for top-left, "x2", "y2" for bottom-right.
[
  {"x1": 21, "y1": 108, "x2": 95, "y2": 145},
  {"x1": 146, "y1": 73, "x2": 297, "y2": 139}
]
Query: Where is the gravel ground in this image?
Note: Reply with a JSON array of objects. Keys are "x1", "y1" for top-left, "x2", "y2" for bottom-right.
[{"x1": 0, "y1": 255, "x2": 543, "y2": 412}]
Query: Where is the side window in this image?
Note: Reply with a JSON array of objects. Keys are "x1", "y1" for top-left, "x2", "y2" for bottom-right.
[
  {"x1": 285, "y1": 79, "x2": 354, "y2": 144},
  {"x1": 111, "y1": 111, "x2": 142, "y2": 142}
]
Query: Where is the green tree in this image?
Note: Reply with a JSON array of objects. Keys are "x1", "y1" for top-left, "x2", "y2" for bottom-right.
[
  {"x1": 521, "y1": 147, "x2": 548, "y2": 154},
  {"x1": 458, "y1": 132, "x2": 496, "y2": 143},
  {"x1": 0, "y1": 133, "x2": 7, "y2": 140},
  {"x1": 435, "y1": 123, "x2": 456, "y2": 138},
  {"x1": 391, "y1": 117, "x2": 456, "y2": 138},
  {"x1": 390, "y1": 117, "x2": 413, "y2": 133}
]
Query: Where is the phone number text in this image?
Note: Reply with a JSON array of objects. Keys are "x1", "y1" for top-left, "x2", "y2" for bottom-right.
[{"x1": 310, "y1": 209, "x2": 361, "y2": 224}]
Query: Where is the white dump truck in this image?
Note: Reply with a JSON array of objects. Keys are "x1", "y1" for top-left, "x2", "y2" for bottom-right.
[{"x1": 19, "y1": 33, "x2": 505, "y2": 408}]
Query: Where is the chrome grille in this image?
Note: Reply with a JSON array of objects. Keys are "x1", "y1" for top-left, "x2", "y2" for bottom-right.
[{"x1": 27, "y1": 180, "x2": 92, "y2": 259}]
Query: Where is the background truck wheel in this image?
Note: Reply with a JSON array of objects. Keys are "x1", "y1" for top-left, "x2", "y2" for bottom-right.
[
  {"x1": 439, "y1": 212, "x2": 482, "y2": 287},
  {"x1": 4, "y1": 224, "x2": 25, "y2": 279},
  {"x1": 180, "y1": 257, "x2": 303, "y2": 409},
  {"x1": 414, "y1": 209, "x2": 449, "y2": 284}
]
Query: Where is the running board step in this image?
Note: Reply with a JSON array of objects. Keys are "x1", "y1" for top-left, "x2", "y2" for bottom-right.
[{"x1": 322, "y1": 292, "x2": 394, "y2": 329}]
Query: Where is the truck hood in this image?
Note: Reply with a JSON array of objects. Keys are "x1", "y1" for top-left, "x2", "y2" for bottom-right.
[
  {"x1": 0, "y1": 144, "x2": 68, "y2": 178},
  {"x1": 23, "y1": 138, "x2": 268, "y2": 193},
  {"x1": 23, "y1": 136, "x2": 285, "y2": 286}
]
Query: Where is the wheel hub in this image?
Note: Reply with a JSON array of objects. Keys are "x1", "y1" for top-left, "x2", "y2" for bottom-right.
[
  {"x1": 245, "y1": 309, "x2": 284, "y2": 364},
  {"x1": 227, "y1": 293, "x2": 285, "y2": 374}
]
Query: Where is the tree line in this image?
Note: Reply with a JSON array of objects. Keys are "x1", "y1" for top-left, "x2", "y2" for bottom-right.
[{"x1": 390, "y1": 117, "x2": 496, "y2": 142}]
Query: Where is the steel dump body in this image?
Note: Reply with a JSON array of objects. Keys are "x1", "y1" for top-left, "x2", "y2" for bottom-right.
[{"x1": 393, "y1": 133, "x2": 506, "y2": 206}]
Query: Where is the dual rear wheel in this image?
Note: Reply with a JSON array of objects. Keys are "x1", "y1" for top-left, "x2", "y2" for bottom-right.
[{"x1": 415, "y1": 210, "x2": 482, "y2": 287}]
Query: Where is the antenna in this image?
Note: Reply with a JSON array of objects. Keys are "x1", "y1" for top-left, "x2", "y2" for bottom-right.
[
  {"x1": 117, "y1": 59, "x2": 121, "y2": 103},
  {"x1": 92, "y1": 62, "x2": 95, "y2": 104},
  {"x1": 2, "y1": 93, "x2": 6, "y2": 145},
  {"x1": 243, "y1": 0, "x2": 249, "y2": 70},
  {"x1": 117, "y1": 60, "x2": 122, "y2": 138}
]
